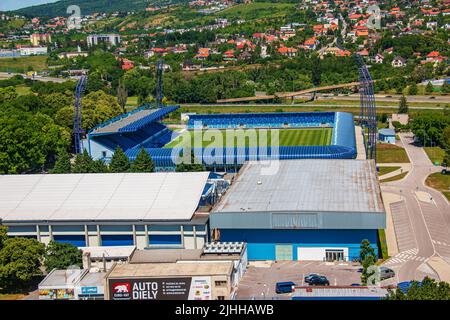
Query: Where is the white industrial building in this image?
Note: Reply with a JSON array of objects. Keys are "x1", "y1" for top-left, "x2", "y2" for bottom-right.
[
  {"x1": 87, "y1": 34, "x2": 121, "y2": 47},
  {"x1": 0, "y1": 172, "x2": 227, "y2": 250},
  {"x1": 19, "y1": 46, "x2": 48, "y2": 56}
]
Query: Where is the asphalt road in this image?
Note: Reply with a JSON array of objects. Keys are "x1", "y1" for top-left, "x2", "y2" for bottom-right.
[
  {"x1": 315, "y1": 93, "x2": 450, "y2": 104},
  {"x1": 381, "y1": 133, "x2": 450, "y2": 282}
]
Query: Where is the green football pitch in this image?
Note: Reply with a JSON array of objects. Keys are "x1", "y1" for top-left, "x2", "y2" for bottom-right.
[{"x1": 164, "y1": 128, "x2": 333, "y2": 148}]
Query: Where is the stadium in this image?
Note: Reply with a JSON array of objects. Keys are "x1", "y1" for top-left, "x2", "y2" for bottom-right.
[{"x1": 84, "y1": 106, "x2": 357, "y2": 171}]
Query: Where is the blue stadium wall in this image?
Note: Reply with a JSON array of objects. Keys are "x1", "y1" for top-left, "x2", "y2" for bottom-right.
[
  {"x1": 218, "y1": 229, "x2": 379, "y2": 261},
  {"x1": 125, "y1": 112, "x2": 357, "y2": 171}
]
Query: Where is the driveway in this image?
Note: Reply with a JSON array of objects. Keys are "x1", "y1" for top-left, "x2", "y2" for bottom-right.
[{"x1": 381, "y1": 133, "x2": 450, "y2": 282}]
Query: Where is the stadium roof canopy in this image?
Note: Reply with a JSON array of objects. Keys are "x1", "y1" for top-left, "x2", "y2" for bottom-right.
[
  {"x1": 213, "y1": 159, "x2": 384, "y2": 215},
  {"x1": 0, "y1": 172, "x2": 209, "y2": 222},
  {"x1": 89, "y1": 105, "x2": 179, "y2": 135}
]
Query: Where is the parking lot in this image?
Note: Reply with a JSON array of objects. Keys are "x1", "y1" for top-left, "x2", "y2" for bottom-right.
[{"x1": 236, "y1": 260, "x2": 365, "y2": 299}]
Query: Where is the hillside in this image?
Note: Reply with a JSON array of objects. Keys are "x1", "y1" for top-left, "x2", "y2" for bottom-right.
[{"x1": 14, "y1": 0, "x2": 184, "y2": 17}]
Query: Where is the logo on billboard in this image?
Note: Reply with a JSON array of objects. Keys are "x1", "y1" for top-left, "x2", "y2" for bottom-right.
[{"x1": 112, "y1": 282, "x2": 131, "y2": 300}]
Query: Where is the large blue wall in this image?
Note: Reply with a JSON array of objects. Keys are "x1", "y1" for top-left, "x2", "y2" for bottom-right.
[{"x1": 219, "y1": 229, "x2": 379, "y2": 261}]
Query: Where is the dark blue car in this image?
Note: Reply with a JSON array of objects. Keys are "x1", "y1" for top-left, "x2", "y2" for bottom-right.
[{"x1": 276, "y1": 281, "x2": 296, "y2": 294}]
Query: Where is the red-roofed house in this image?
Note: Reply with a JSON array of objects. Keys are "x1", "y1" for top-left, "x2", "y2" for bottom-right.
[{"x1": 278, "y1": 46, "x2": 297, "y2": 57}]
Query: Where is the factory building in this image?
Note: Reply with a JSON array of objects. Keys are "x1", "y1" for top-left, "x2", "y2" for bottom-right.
[
  {"x1": 87, "y1": 34, "x2": 121, "y2": 48},
  {"x1": 0, "y1": 172, "x2": 228, "y2": 249},
  {"x1": 210, "y1": 159, "x2": 385, "y2": 261}
]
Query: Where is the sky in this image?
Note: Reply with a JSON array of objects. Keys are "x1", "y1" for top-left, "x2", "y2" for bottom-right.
[{"x1": 0, "y1": 0, "x2": 59, "y2": 11}]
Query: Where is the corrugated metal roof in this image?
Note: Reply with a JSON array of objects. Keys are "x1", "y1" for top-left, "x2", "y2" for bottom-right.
[
  {"x1": 108, "y1": 262, "x2": 233, "y2": 278},
  {"x1": 0, "y1": 172, "x2": 210, "y2": 222},
  {"x1": 293, "y1": 286, "x2": 388, "y2": 298},
  {"x1": 213, "y1": 159, "x2": 384, "y2": 214}
]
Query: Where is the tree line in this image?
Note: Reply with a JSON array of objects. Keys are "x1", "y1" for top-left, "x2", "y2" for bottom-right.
[{"x1": 0, "y1": 226, "x2": 82, "y2": 293}]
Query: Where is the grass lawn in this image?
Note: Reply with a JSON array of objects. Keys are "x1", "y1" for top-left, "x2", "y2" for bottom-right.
[
  {"x1": 217, "y1": 3, "x2": 295, "y2": 20},
  {"x1": 376, "y1": 143, "x2": 410, "y2": 163},
  {"x1": 425, "y1": 173, "x2": 450, "y2": 201},
  {"x1": 378, "y1": 229, "x2": 389, "y2": 260},
  {"x1": 424, "y1": 147, "x2": 445, "y2": 165},
  {"x1": 126, "y1": 96, "x2": 139, "y2": 108},
  {"x1": 380, "y1": 172, "x2": 408, "y2": 183},
  {"x1": 378, "y1": 166, "x2": 401, "y2": 176},
  {"x1": 15, "y1": 85, "x2": 31, "y2": 96},
  {"x1": 164, "y1": 128, "x2": 332, "y2": 148},
  {"x1": 0, "y1": 56, "x2": 48, "y2": 73}
]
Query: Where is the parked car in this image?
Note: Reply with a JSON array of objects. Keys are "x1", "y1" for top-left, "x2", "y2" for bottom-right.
[
  {"x1": 308, "y1": 275, "x2": 330, "y2": 286},
  {"x1": 380, "y1": 267, "x2": 395, "y2": 280},
  {"x1": 304, "y1": 273, "x2": 320, "y2": 283},
  {"x1": 275, "y1": 281, "x2": 296, "y2": 294}
]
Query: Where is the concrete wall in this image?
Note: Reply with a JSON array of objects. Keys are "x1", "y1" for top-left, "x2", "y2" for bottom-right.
[
  {"x1": 219, "y1": 229, "x2": 379, "y2": 261},
  {"x1": 6, "y1": 223, "x2": 207, "y2": 250},
  {"x1": 82, "y1": 138, "x2": 114, "y2": 161}
]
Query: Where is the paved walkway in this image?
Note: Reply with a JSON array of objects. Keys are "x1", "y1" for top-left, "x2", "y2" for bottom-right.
[
  {"x1": 381, "y1": 133, "x2": 450, "y2": 282},
  {"x1": 378, "y1": 163, "x2": 411, "y2": 180},
  {"x1": 354, "y1": 126, "x2": 366, "y2": 160}
]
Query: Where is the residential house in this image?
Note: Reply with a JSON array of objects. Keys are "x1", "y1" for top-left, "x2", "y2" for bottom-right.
[
  {"x1": 278, "y1": 46, "x2": 297, "y2": 57},
  {"x1": 392, "y1": 56, "x2": 407, "y2": 67}
]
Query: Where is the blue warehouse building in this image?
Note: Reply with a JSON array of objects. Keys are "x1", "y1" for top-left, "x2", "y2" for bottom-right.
[{"x1": 210, "y1": 159, "x2": 385, "y2": 261}]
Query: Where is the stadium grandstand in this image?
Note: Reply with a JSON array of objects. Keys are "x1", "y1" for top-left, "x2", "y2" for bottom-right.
[
  {"x1": 83, "y1": 104, "x2": 179, "y2": 161},
  {"x1": 85, "y1": 109, "x2": 357, "y2": 172}
]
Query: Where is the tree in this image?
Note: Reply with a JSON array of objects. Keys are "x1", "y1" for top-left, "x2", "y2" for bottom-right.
[
  {"x1": 0, "y1": 112, "x2": 70, "y2": 174},
  {"x1": 311, "y1": 55, "x2": 321, "y2": 86},
  {"x1": 386, "y1": 277, "x2": 450, "y2": 300},
  {"x1": 441, "y1": 81, "x2": 450, "y2": 94},
  {"x1": 408, "y1": 83, "x2": 418, "y2": 95},
  {"x1": 109, "y1": 147, "x2": 131, "y2": 172},
  {"x1": 130, "y1": 147, "x2": 154, "y2": 172},
  {"x1": 175, "y1": 150, "x2": 205, "y2": 172},
  {"x1": 51, "y1": 148, "x2": 72, "y2": 174},
  {"x1": 443, "y1": 151, "x2": 450, "y2": 168},
  {"x1": 0, "y1": 225, "x2": 7, "y2": 250},
  {"x1": 361, "y1": 254, "x2": 376, "y2": 285},
  {"x1": 0, "y1": 237, "x2": 45, "y2": 291},
  {"x1": 0, "y1": 86, "x2": 18, "y2": 104},
  {"x1": 359, "y1": 239, "x2": 377, "y2": 284},
  {"x1": 72, "y1": 150, "x2": 96, "y2": 173},
  {"x1": 359, "y1": 239, "x2": 376, "y2": 262},
  {"x1": 425, "y1": 81, "x2": 434, "y2": 95},
  {"x1": 398, "y1": 95, "x2": 408, "y2": 114},
  {"x1": 411, "y1": 112, "x2": 450, "y2": 147},
  {"x1": 92, "y1": 159, "x2": 109, "y2": 173},
  {"x1": 117, "y1": 80, "x2": 128, "y2": 113},
  {"x1": 43, "y1": 241, "x2": 82, "y2": 272}
]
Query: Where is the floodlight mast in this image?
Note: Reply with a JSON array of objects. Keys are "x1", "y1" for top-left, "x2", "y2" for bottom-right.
[
  {"x1": 73, "y1": 75, "x2": 88, "y2": 154},
  {"x1": 356, "y1": 54, "x2": 377, "y2": 162},
  {"x1": 156, "y1": 60, "x2": 164, "y2": 108}
]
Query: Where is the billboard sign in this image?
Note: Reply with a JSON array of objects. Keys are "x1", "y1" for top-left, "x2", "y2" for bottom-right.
[
  {"x1": 109, "y1": 277, "x2": 212, "y2": 300},
  {"x1": 81, "y1": 286, "x2": 99, "y2": 295},
  {"x1": 39, "y1": 288, "x2": 75, "y2": 300}
]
